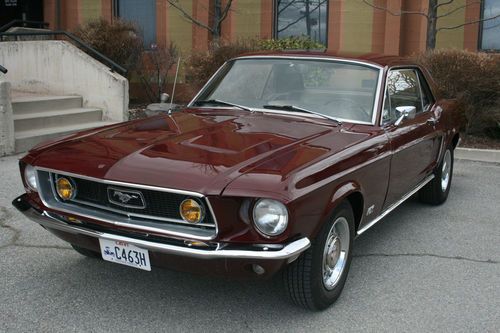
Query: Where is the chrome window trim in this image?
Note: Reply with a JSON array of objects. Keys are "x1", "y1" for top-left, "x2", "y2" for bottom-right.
[
  {"x1": 188, "y1": 55, "x2": 384, "y2": 126},
  {"x1": 34, "y1": 167, "x2": 219, "y2": 240}
]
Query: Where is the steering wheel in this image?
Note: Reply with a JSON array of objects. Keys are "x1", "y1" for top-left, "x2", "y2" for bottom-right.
[{"x1": 324, "y1": 97, "x2": 371, "y2": 121}]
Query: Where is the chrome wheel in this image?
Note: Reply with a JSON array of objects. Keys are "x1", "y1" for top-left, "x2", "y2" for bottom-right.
[
  {"x1": 322, "y1": 216, "x2": 350, "y2": 290},
  {"x1": 441, "y1": 149, "x2": 451, "y2": 192}
]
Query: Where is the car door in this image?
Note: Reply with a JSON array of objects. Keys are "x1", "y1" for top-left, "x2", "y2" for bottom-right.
[{"x1": 382, "y1": 68, "x2": 441, "y2": 208}]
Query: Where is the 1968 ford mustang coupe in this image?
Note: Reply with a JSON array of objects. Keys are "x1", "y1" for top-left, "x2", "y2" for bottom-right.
[{"x1": 13, "y1": 52, "x2": 462, "y2": 310}]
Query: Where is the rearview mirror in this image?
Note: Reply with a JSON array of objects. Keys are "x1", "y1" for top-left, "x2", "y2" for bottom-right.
[{"x1": 394, "y1": 106, "x2": 416, "y2": 126}]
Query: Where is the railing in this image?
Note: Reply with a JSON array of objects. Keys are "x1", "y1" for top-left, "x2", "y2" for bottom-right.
[
  {"x1": 0, "y1": 31, "x2": 127, "y2": 76},
  {"x1": 0, "y1": 65, "x2": 7, "y2": 74},
  {"x1": 0, "y1": 20, "x2": 49, "y2": 32}
]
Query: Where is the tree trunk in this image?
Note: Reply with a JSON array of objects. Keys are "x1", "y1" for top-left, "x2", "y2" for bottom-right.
[
  {"x1": 305, "y1": 0, "x2": 311, "y2": 37},
  {"x1": 426, "y1": 0, "x2": 438, "y2": 50},
  {"x1": 213, "y1": 0, "x2": 222, "y2": 41}
]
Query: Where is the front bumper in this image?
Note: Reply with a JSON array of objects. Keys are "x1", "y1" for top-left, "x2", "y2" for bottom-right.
[{"x1": 13, "y1": 194, "x2": 310, "y2": 276}]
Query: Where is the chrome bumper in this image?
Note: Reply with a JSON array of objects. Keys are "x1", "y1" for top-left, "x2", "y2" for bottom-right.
[{"x1": 13, "y1": 195, "x2": 310, "y2": 261}]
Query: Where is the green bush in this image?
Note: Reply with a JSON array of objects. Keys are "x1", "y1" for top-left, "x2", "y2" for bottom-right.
[
  {"x1": 185, "y1": 37, "x2": 325, "y2": 90},
  {"x1": 256, "y1": 36, "x2": 325, "y2": 51},
  {"x1": 416, "y1": 49, "x2": 500, "y2": 137},
  {"x1": 73, "y1": 18, "x2": 143, "y2": 73}
]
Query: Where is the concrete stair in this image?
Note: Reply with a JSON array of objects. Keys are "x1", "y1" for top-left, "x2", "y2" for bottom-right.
[{"x1": 11, "y1": 93, "x2": 115, "y2": 153}]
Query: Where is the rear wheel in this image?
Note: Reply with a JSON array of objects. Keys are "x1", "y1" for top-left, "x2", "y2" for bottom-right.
[
  {"x1": 419, "y1": 147, "x2": 453, "y2": 205},
  {"x1": 283, "y1": 201, "x2": 355, "y2": 310},
  {"x1": 71, "y1": 244, "x2": 101, "y2": 259}
]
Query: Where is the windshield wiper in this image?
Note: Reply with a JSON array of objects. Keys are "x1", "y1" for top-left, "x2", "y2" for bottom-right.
[
  {"x1": 262, "y1": 104, "x2": 342, "y2": 125},
  {"x1": 193, "y1": 99, "x2": 254, "y2": 112}
]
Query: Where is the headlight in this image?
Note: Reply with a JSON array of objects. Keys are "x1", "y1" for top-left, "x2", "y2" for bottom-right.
[
  {"x1": 252, "y1": 199, "x2": 288, "y2": 236},
  {"x1": 24, "y1": 164, "x2": 38, "y2": 191},
  {"x1": 180, "y1": 199, "x2": 204, "y2": 224},
  {"x1": 56, "y1": 177, "x2": 76, "y2": 200}
]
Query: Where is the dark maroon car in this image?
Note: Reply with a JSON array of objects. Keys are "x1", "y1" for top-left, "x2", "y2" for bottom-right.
[{"x1": 13, "y1": 52, "x2": 462, "y2": 310}]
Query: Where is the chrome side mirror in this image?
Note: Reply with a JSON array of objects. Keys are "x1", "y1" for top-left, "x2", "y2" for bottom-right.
[{"x1": 394, "y1": 106, "x2": 416, "y2": 126}]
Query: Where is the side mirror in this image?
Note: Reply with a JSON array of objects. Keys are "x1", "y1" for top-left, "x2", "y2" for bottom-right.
[{"x1": 394, "y1": 106, "x2": 416, "y2": 126}]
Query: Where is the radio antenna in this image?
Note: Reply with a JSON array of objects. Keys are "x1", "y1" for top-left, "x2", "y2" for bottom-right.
[{"x1": 169, "y1": 57, "x2": 181, "y2": 115}]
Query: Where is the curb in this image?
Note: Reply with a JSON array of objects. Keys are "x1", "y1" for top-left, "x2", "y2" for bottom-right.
[{"x1": 455, "y1": 147, "x2": 500, "y2": 163}]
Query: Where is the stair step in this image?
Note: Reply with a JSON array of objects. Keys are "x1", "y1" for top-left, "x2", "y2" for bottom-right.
[
  {"x1": 12, "y1": 95, "x2": 83, "y2": 114},
  {"x1": 15, "y1": 121, "x2": 116, "y2": 153},
  {"x1": 13, "y1": 108, "x2": 103, "y2": 132}
]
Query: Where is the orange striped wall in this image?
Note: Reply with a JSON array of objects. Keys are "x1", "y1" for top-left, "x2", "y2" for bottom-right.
[{"x1": 43, "y1": 0, "x2": 483, "y2": 56}]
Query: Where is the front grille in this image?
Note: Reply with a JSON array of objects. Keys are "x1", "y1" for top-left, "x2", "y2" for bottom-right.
[{"x1": 51, "y1": 173, "x2": 216, "y2": 228}]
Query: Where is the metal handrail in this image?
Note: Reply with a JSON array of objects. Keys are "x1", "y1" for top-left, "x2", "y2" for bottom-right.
[
  {"x1": 0, "y1": 20, "x2": 49, "y2": 32},
  {"x1": 0, "y1": 31, "x2": 127, "y2": 76},
  {"x1": 0, "y1": 65, "x2": 7, "y2": 74}
]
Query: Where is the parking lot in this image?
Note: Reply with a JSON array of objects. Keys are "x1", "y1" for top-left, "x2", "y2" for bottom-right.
[{"x1": 0, "y1": 154, "x2": 499, "y2": 332}]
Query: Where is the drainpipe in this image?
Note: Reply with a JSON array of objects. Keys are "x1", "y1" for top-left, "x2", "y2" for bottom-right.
[{"x1": 56, "y1": 0, "x2": 62, "y2": 30}]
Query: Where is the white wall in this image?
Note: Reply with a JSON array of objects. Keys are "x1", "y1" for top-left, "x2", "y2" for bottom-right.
[{"x1": 0, "y1": 40, "x2": 128, "y2": 121}]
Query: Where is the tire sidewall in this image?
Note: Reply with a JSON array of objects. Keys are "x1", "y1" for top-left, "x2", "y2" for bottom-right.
[
  {"x1": 436, "y1": 147, "x2": 454, "y2": 201},
  {"x1": 309, "y1": 201, "x2": 355, "y2": 309}
]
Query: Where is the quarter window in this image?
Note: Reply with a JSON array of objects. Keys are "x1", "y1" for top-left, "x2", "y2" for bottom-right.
[{"x1": 275, "y1": 0, "x2": 328, "y2": 45}]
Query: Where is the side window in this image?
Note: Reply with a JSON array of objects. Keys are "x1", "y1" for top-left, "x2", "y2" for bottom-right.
[
  {"x1": 385, "y1": 69, "x2": 423, "y2": 123},
  {"x1": 417, "y1": 70, "x2": 435, "y2": 112}
]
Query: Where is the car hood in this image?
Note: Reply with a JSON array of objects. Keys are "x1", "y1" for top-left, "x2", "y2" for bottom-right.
[{"x1": 31, "y1": 108, "x2": 367, "y2": 196}]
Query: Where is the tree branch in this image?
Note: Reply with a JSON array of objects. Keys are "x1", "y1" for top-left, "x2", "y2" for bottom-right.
[
  {"x1": 437, "y1": 13, "x2": 500, "y2": 31},
  {"x1": 434, "y1": 0, "x2": 454, "y2": 10},
  {"x1": 362, "y1": 0, "x2": 428, "y2": 18},
  {"x1": 217, "y1": 0, "x2": 234, "y2": 25},
  {"x1": 167, "y1": 0, "x2": 214, "y2": 33},
  {"x1": 436, "y1": 1, "x2": 481, "y2": 19}
]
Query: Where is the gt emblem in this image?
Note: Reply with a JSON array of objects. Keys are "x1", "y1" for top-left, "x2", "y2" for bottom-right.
[{"x1": 107, "y1": 187, "x2": 146, "y2": 209}]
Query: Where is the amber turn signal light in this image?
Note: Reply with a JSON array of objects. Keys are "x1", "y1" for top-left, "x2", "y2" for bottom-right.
[
  {"x1": 56, "y1": 177, "x2": 75, "y2": 200},
  {"x1": 179, "y1": 199, "x2": 204, "y2": 224}
]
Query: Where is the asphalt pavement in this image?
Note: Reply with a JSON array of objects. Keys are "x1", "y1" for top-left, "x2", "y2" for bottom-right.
[{"x1": 0, "y1": 154, "x2": 499, "y2": 332}]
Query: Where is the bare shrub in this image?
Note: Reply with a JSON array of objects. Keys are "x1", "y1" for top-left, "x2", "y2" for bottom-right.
[
  {"x1": 73, "y1": 18, "x2": 143, "y2": 72},
  {"x1": 136, "y1": 43, "x2": 179, "y2": 103},
  {"x1": 416, "y1": 49, "x2": 500, "y2": 137}
]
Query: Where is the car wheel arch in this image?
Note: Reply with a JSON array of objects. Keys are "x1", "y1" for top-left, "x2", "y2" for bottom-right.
[{"x1": 311, "y1": 182, "x2": 364, "y2": 239}]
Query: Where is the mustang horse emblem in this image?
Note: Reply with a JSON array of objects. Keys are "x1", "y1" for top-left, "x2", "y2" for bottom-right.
[{"x1": 113, "y1": 190, "x2": 139, "y2": 204}]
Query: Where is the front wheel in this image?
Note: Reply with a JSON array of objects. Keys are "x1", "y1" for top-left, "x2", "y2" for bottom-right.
[
  {"x1": 283, "y1": 201, "x2": 355, "y2": 310},
  {"x1": 419, "y1": 147, "x2": 454, "y2": 205}
]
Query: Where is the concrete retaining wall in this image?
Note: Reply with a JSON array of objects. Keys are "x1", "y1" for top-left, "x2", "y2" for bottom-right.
[
  {"x1": 0, "y1": 40, "x2": 128, "y2": 122},
  {"x1": 0, "y1": 81, "x2": 14, "y2": 156}
]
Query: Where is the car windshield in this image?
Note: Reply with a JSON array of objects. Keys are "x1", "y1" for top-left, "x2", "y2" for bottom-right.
[{"x1": 193, "y1": 58, "x2": 381, "y2": 124}]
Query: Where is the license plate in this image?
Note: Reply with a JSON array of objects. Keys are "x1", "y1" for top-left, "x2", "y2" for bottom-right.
[{"x1": 99, "y1": 239, "x2": 151, "y2": 271}]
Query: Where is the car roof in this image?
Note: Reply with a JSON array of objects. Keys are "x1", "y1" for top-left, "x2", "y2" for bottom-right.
[{"x1": 235, "y1": 50, "x2": 415, "y2": 68}]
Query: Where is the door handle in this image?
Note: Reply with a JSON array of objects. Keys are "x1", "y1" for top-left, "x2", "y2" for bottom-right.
[{"x1": 427, "y1": 117, "x2": 438, "y2": 126}]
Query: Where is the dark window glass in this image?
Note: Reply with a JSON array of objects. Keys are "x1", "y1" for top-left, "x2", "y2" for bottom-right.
[
  {"x1": 276, "y1": 0, "x2": 328, "y2": 45},
  {"x1": 481, "y1": 0, "x2": 500, "y2": 50},
  {"x1": 118, "y1": 0, "x2": 156, "y2": 48}
]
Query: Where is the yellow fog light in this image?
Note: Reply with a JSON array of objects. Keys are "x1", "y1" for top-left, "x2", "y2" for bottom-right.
[
  {"x1": 56, "y1": 177, "x2": 75, "y2": 200},
  {"x1": 180, "y1": 199, "x2": 204, "y2": 224}
]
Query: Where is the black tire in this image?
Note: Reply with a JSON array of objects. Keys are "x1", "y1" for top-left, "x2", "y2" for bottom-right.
[
  {"x1": 283, "y1": 201, "x2": 355, "y2": 310},
  {"x1": 71, "y1": 244, "x2": 102, "y2": 259},
  {"x1": 419, "y1": 146, "x2": 454, "y2": 205}
]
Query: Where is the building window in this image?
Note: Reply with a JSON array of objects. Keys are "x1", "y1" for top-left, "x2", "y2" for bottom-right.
[
  {"x1": 275, "y1": 0, "x2": 328, "y2": 45},
  {"x1": 116, "y1": 0, "x2": 156, "y2": 48},
  {"x1": 480, "y1": 0, "x2": 500, "y2": 50}
]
